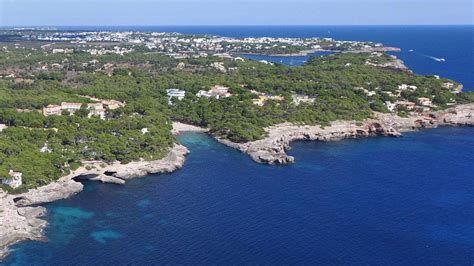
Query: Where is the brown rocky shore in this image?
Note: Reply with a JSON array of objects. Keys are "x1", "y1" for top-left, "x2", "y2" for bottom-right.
[
  {"x1": 0, "y1": 144, "x2": 189, "y2": 260},
  {"x1": 1, "y1": 104, "x2": 473, "y2": 259},
  {"x1": 217, "y1": 103, "x2": 474, "y2": 164}
]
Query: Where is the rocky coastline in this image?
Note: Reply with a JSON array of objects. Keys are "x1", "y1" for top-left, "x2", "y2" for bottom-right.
[
  {"x1": 1, "y1": 104, "x2": 473, "y2": 260},
  {"x1": 242, "y1": 46, "x2": 401, "y2": 57},
  {"x1": 216, "y1": 103, "x2": 474, "y2": 164},
  {"x1": 0, "y1": 143, "x2": 189, "y2": 260}
]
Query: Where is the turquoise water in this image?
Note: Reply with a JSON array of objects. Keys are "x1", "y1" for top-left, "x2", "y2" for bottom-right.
[
  {"x1": 3, "y1": 127, "x2": 474, "y2": 265},
  {"x1": 2, "y1": 26, "x2": 474, "y2": 265}
]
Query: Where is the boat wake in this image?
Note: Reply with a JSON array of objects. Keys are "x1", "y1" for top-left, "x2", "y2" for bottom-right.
[
  {"x1": 429, "y1": 56, "x2": 446, "y2": 62},
  {"x1": 415, "y1": 51, "x2": 446, "y2": 62}
]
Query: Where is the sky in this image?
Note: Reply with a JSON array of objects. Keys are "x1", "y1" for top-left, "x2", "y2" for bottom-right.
[{"x1": 0, "y1": 0, "x2": 472, "y2": 26}]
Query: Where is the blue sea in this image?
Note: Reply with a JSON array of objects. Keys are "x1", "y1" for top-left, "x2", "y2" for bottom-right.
[
  {"x1": 3, "y1": 26, "x2": 474, "y2": 265},
  {"x1": 59, "y1": 25, "x2": 474, "y2": 91}
]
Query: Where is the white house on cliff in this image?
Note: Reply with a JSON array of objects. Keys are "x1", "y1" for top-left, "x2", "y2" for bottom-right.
[{"x1": 1, "y1": 170, "x2": 23, "y2": 189}]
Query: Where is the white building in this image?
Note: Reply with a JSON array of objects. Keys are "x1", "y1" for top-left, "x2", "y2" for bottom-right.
[
  {"x1": 2, "y1": 170, "x2": 23, "y2": 189},
  {"x1": 395, "y1": 101, "x2": 416, "y2": 111},
  {"x1": 40, "y1": 142, "x2": 52, "y2": 153},
  {"x1": 443, "y1": 82, "x2": 454, "y2": 89},
  {"x1": 43, "y1": 102, "x2": 107, "y2": 119},
  {"x1": 87, "y1": 103, "x2": 106, "y2": 119},
  {"x1": 398, "y1": 84, "x2": 418, "y2": 91},
  {"x1": 385, "y1": 101, "x2": 396, "y2": 112},
  {"x1": 166, "y1": 89, "x2": 186, "y2": 104},
  {"x1": 196, "y1": 85, "x2": 231, "y2": 99},
  {"x1": 61, "y1": 102, "x2": 83, "y2": 113},
  {"x1": 196, "y1": 90, "x2": 213, "y2": 98},
  {"x1": 418, "y1": 97, "x2": 433, "y2": 107}
]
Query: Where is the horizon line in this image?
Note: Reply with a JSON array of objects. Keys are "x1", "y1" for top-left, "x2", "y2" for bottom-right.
[{"x1": 1, "y1": 24, "x2": 473, "y2": 28}]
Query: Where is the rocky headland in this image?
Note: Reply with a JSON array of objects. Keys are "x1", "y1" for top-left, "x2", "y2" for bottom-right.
[
  {"x1": 0, "y1": 143, "x2": 189, "y2": 260},
  {"x1": 217, "y1": 104, "x2": 474, "y2": 164},
  {"x1": 1, "y1": 104, "x2": 473, "y2": 259},
  {"x1": 252, "y1": 46, "x2": 401, "y2": 57}
]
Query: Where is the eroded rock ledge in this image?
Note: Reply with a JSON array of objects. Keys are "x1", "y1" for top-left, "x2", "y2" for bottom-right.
[
  {"x1": 0, "y1": 143, "x2": 189, "y2": 260},
  {"x1": 217, "y1": 104, "x2": 474, "y2": 164}
]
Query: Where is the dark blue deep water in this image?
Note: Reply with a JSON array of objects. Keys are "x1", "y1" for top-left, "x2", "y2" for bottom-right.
[
  {"x1": 2, "y1": 26, "x2": 474, "y2": 265},
  {"x1": 59, "y1": 25, "x2": 474, "y2": 91},
  {"x1": 4, "y1": 128, "x2": 474, "y2": 265}
]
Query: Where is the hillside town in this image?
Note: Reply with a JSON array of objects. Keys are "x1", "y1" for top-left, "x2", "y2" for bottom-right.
[
  {"x1": 1, "y1": 29, "x2": 398, "y2": 59},
  {"x1": 0, "y1": 28, "x2": 471, "y2": 195}
]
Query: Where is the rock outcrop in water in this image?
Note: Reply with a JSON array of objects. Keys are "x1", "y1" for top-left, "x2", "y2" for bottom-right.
[
  {"x1": 0, "y1": 190, "x2": 48, "y2": 260},
  {"x1": 1, "y1": 104, "x2": 473, "y2": 259},
  {"x1": 0, "y1": 143, "x2": 189, "y2": 259},
  {"x1": 217, "y1": 104, "x2": 474, "y2": 164}
]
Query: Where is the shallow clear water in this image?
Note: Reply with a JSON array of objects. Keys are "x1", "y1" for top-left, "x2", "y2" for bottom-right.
[
  {"x1": 2, "y1": 26, "x2": 474, "y2": 265},
  {"x1": 3, "y1": 127, "x2": 474, "y2": 265}
]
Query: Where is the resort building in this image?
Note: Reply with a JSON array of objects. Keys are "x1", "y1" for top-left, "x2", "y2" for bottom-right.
[
  {"x1": 61, "y1": 102, "x2": 83, "y2": 113},
  {"x1": 87, "y1": 103, "x2": 106, "y2": 119},
  {"x1": 166, "y1": 89, "x2": 186, "y2": 104},
  {"x1": 417, "y1": 97, "x2": 433, "y2": 107},
  {"x1": 101, "y1": 99, "x2": 125, "y2": 110},
  {"x1": 442, "y1": 82, "x2": 454, "y2": 89},
  {"x1": 81, "y1": 96, "x2": 126, "y2": 110},
  {"x1": 42, "y1": 102, "x2": 107, "y2": 119},
  {"x1": 197, "y1": 85, "x2": 231, "y2": 99},
  {"x1": 43, "y1": 104, "x2": 63, "y2": 116},
  {"x1": 1, "y1": 170, "x2": 23, "y2": 189},
  {"x1": 395, "y1": 101, "x2": 416, "y2": 111}
]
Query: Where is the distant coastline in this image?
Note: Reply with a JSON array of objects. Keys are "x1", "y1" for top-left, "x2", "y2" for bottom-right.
[
  {"x1": 1, "y1": 25, "x2": 473, "y2": 262},
  {"x1": 238, "y1": 46, "x2": 401, "y2": 57}
]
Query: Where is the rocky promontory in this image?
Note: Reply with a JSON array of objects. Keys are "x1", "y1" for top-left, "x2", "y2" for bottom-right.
[
  {"x1": 1, "y1": 104, "x2": 473, "y2": 259},
  {"x1": 217, "y1": 104, "x2": 474, "y2": 164},
  {"x1": 0, "y1": 143, "x2": 189, "y2": 260}
]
